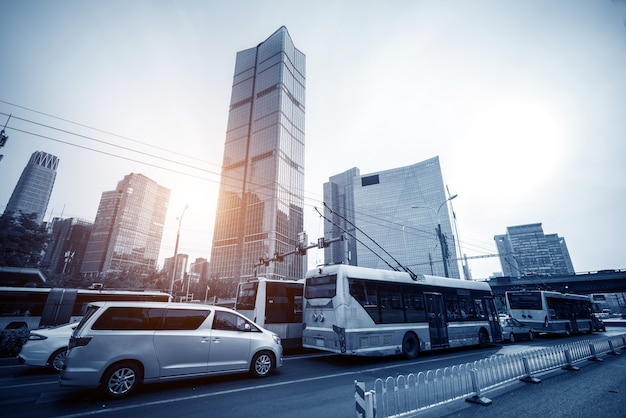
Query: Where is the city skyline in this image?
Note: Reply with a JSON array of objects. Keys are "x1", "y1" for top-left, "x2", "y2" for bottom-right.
[{"x1": 1, "y1": 2, "x2": 625, "y2": 279}]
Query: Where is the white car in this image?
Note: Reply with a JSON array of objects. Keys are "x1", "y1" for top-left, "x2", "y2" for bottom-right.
[{"x1": 18, "y1": 323, "x2": 77, "y2": 372}]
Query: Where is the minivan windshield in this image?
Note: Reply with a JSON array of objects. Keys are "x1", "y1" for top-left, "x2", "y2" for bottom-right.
[{"x1": 74, "y1": 304, "x2": 100, "y2": 335}]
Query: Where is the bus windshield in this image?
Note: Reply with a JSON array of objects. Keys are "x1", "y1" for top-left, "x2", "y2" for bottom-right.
[
  {"x1": 507, "y1": 292, "x2": 542, "y2": 310},
  {"x1": 236, "y1": 282, "x2": 258, "y2": 310},
  {"x1": 304, "y1": 275, "x2": 337, "y2": 299}
]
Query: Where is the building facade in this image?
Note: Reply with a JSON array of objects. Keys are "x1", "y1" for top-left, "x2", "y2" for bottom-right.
[
  {"x1": 80, "y1": 173, "x2": 170, "y2": 278},
  {"x1": 210, "y1": 27, "x2": 306, "y2": 284},
  {"x1": 4, "y1": 151, "x2": 59, "y2": 224},
  {"x1": 42, "y1": 217, "x2": 93, "y2": 276},
  {"x1": 494, "y1": 223, "x2": 575, "y2": 278},
  {"x1": 323, "y1": 157, "x2": 461, "y2": 279}
]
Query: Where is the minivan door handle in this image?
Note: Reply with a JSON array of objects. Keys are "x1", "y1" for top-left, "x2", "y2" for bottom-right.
[
  {"x1": 200, "y1": 337, "x2": 210, "y2": 343},
  {"x1": 212, "y1": 337, "x2": 221, "y2": 343}
]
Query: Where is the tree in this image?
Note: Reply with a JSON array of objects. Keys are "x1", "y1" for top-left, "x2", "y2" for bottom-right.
[{"x1": 0, "y1": 212, "x2": 49, "y2": 267}]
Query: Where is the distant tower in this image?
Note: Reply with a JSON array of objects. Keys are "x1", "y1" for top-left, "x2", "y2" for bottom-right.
[
  {"x1": 494, "y1": 223, "x2": 575, "y2": 278},
  {"x1": 210, "y1": 27, "x2": 306, "y2": 285},
  {"x1": 42, "y1": 217, "x2": 93, "y2": 276},
  {"x1": 4, "y1": 151, "x2": 59, "y2": 223},
  {"x1": 80, "y1": 173, "x2": 170, "y2": 278}
]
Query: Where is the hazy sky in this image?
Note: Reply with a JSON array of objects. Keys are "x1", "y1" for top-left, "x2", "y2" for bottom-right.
[{"x1": 1, "y1": 1, "x2": 625, "y2": 279}]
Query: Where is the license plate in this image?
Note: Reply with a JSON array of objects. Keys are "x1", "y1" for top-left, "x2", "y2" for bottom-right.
[{"x1": 315, "y1": 338, "x2": 325, "y2": 347}]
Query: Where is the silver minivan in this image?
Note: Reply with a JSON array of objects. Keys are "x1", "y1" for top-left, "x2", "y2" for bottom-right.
[{"x1": 59, "y1": 301, "x2": 283, "y2": 398}]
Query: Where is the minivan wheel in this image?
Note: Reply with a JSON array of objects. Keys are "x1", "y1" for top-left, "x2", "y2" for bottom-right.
[
  {"x1": 101, "y1": 362, "x2": 141, "y2": 398},
  {"x1": 48, "y1": 348, "x2": 67, "y2": 373},
  {"x1": 250, "y1": 352, "x2": 273, "y2": 378}
]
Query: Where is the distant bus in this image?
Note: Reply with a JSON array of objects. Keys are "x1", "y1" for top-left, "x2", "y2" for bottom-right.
[
  {"x1": 235, "y1": 278, "x2": 304, "y2": 349},
  {"x1": 0, "y1": 286, "x2": 171, "y2": 330},
  {"x1": 302, "y1": 264, "x2": 502, "y2": 358},
  {"x1": 505, "y1": 290, "x2": 593, "y2": 335}
]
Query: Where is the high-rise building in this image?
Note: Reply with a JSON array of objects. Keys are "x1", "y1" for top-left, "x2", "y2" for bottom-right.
[
  {"x1": 494, "y1": 223, "x2": 575, "y2": 278},
  {"x1": 80, "y1": 173, "x2": 170, "y2": 278},
  {"x1": 4, "y1": 151, "x2": 59, "y2": 224},
  {"x1": 210, "y1": 27, "x2": 306, "y2": 284},
  {"x1": 323, "y1": 157, "x2": 461, "y2": 279},
  {"x1": 42, "y1": 217, "x2": 93, "y2": 276}
]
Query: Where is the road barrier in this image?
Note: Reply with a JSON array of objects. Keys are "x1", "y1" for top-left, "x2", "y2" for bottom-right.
[{"x1": 354, "y1": 334, "x2": 626, "y2": 418}]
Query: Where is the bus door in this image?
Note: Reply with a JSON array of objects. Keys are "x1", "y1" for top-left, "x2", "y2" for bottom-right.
[
  {"x1": 482, "y1": 297, "x2": 502, "y2": 342},
  {"x1": 40, "y1": 288, "x2": 77, "y2": 327},
  {"x1": 424, "y1": 292, "x2": 448, "y2": 348}
]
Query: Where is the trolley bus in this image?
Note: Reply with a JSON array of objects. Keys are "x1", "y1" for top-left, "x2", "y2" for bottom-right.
[
  {"x1": 505, "y1": 290, "x2": 593, "y2": 335},
  {"x1": 302, "y1": 264, "x2": 502, "y2": 358},
  {"x1": 0, "y1": 286, "x2": 171, "y2": 330},
  {"x1": 235, "y1": 277, "x2": 304, "y2": 349}
]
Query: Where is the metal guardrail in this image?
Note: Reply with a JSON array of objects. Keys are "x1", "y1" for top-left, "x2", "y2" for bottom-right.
[{"x1": 354, "y1": 334, "x2": 626, "y2": 418}]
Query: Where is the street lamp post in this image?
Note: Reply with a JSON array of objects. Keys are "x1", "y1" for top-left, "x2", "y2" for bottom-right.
[
  {"x1": 169, "y1": 204, "x2": 189, "y2": 297},
  {"x1": 412, "y1": 194, "x2": 458, "y2": 277}
]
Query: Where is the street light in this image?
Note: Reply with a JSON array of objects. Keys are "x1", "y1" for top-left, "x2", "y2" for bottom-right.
[
  {"x1": 169, "y1": 204, "x2": 189, "y2": 296},
  {"x1": 411, "y1": 194, "x2": 458, "y2": 277}
]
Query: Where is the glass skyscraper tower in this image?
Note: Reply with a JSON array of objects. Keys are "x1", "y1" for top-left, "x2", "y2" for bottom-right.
[
  {"x1": 80, "y1": 173, "x2": 170, "y2": 278},
  {"x1": 323, "y1": 157, "x2": 461, "y2": 279},
  {"x1": 495, "y1": 223, "x2": 575, "y2": 278},
  {"x1": 210, "y1": 27, "x2": 306, "y2": 283},
  {"x1": 4, "y1": 151, "x2": 59, "y2": 224}
]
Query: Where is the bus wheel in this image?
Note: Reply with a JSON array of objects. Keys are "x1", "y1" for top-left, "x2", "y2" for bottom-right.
[
  {"x1": 478, "y1": 329, "x2": 489, "y2": 348},
  {"x1": 402, "y1": 333, "x2": 419, "y2": 359}
]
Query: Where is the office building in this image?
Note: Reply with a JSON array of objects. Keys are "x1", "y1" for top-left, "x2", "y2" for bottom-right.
[
  {"x1": 323, "y1": 157, "x2": 461, "y2": 278},
  {"x1": 80, "y1": 173, "x2": 170, "y2": 278},
  {"x1": 42, "y1": 217, "x2": 93, "y2": 276},
  {"x1": 210, "y1": 27, "x2": 306, "y2": 284},
  {"x1": 4, "y1": 151, "x2": 59, "y2": 224},
  {"x1": 494, "y1": 223, "x2": 575, "y2": 278}
]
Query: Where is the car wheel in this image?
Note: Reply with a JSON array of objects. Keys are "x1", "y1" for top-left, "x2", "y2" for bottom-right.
[
  {"x1": 509, "y1": 333, "x2": 515, "y2": 343},
  {"x1": 528, "y1": 330, "x2": 534, "y2": 341},
  {"x1": 250, "y1": 352, "x2": 274, "y2": 378},
  {"x1": 101, "y1": 362, "x2": 141, "y2": 398},
  {"x1": 402, "y1": 332, "x2": 420, "y2": 359},
  {"x1": 48, "y1": 348, "x2": 67, "y2": 373}
]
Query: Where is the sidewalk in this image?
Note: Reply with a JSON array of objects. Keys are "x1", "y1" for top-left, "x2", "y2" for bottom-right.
[{"x1": 416, "y1": 346, "x2": 626, "y2": 418}]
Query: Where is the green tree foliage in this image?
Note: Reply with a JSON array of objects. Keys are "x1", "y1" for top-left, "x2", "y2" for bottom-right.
[{"x1": 0, "y1": 212, "x2": 50, "y2": 267}]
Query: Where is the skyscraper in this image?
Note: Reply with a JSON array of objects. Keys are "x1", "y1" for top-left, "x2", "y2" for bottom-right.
[
  {"x1": 323, "y1": 157, "x2": 461, "y2": 279},
  {"x1": 4, "y1": 151, "x2": 59, "y2": 224},
  {"x1": 494, "y1": 223, "x2": 575, "y2": 278},
  {"x1": 210, "y1": 27, "x2": 306, "y2": 284},
  {"x1": 80, "y1": 173, "x2": 170, "y2": 278}
]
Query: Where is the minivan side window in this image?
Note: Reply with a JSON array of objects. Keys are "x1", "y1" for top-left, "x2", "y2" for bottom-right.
[
  {"x1": 162, "y1": 309, "x2": 210, "y2": 330},
  {"x1": 213, "y1": 311, "x2": 249, "y2": 331},
  {"x1": 92, "y1": 307, "x2": 164, "y2": 330}
]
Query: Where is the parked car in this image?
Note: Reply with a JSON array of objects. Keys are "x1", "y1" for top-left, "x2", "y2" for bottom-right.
[
  {"x1": 591, "y1": 314, "x2": 606, "y2": 332},
  {"x1": 499, "y1": 316, "x2": 534, "y2": 343},
  {"x1": 59, "y1": 301, "x2": 283, "y2": 398},
  {"x1": 18, "y1": 322, "x2": 77, "y2": 372}
]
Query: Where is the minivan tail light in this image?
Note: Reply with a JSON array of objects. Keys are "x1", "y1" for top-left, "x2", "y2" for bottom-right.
[{"x1": 69, "y1": 336, "x2": 92, "y2": 349}]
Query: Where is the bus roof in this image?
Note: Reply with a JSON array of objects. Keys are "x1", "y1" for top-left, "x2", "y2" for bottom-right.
[{"x1": 306, "y1": 264, "x2": 491, "y2": 292}]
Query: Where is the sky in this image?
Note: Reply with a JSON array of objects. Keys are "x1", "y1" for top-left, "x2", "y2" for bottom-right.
[{"x1": 1, "y1": 0, "x2": 625, "y2": 280}]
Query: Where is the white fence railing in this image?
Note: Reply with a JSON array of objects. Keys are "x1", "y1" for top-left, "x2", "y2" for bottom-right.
[{"x1": 354, "y1": 334, "x2": 626, "y2": 418}]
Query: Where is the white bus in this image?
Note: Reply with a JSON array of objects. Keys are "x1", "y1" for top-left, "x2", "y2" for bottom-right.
[
  {"x1": 505, "y1": 290, "x2": 594, "y2": 335},
  {"x1": 0, "y1": 287, "x2": 171, "y2": 330},
  {"x1": 235, "y1": 278, "x2": 304, "y2": 349},
  {"x1": 302, "y1": 265, "x2": 502, "y2": 358}
]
